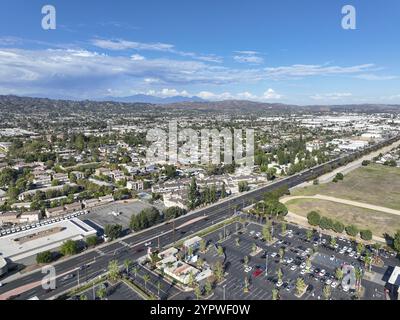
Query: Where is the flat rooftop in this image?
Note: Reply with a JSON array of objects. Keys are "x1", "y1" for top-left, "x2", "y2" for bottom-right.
[{"x1": 0, "y1": 218, "x2": 96, "y2": 262}]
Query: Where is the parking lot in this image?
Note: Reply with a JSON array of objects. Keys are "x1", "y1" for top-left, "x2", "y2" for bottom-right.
[
  {"x1": 180, "y1": 219, "x2": 398, "y2": 300},
  {"x1": 71, "y1": 280, "x2": 144, "y2": 300},
  {"x1": 80, "y1": 200, "x2": 161, "y2": 231}
]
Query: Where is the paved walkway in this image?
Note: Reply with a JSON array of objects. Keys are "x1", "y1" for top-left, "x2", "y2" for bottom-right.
[{"x1": 281, "y1": 194, "x2": 400, "y2": 217}]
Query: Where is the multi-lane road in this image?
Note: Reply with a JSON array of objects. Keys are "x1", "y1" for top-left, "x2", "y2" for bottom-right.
[{"x1": 0, "y1": 134, "x2": 399, "y2": 300}]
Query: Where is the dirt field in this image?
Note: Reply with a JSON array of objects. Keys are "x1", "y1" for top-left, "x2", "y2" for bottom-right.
[
  {"x1": 285, "y1": 198, "x2": 400, "y2": 237},
  {"x1": 291, "y1": 164, "x2": 400, "y2": 210}
]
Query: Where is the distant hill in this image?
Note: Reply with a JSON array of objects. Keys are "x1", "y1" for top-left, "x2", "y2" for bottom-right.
[
  {"x1": 101, "y1": 94, "x2": 207, "y2": 104},
  {"x1": 0, "y1": 94, "x2": 399, "y2": 115}
]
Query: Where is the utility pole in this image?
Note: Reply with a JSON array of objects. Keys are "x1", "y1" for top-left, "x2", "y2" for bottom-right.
[{"x1": 265, "y1": 253, "x2": 268, "y2": 277}]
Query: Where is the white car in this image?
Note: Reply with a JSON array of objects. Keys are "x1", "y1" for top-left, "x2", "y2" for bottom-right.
[
  {"x1": 330, "y1": 255, "x2": 335, "y2": 261},
  {"x1": 144, "y1": 241, "x2": 152, "y2": 247},
  {"x1": 343, "y1": 246, "x2": 348, "y2": 251},
  {"x1": 255, "y1": 232, "x2": 262, "y2": 238},
  {"x1": 290, "y1": 265, "x2": 297, "y2": 271},
  {"x1": 331, "y1": 281, "x2": 338, "y2": 288},
  {"x1": 325, "y1": 278, "x2": 332, "y2": 285},
  {"x1": 343, "y1": 286, "x2": 349, "y2": 292},
  {"x1": 249, "y1": 230, "x2": 255, "y2": 236},
  {"x1": 0, "y1": 282, "x2": 3, "y2": 287},
  {"x1": 349, "y1": 251, "x2": 355, "y2": 257},
  {"x1": 300, "y1": 262, "x2": 306, "y2": 269},
  {"x1": 288, "y1": 233, "x2": 294, "y2": 238},
  {"x1": 301, "y1": 251, "x2": 308, "y2": 257},
  {"x1": 276, "y1": 280, "x2": 283, "y2": 287},
  {"x1": 300, "y1": 269, "x2": 307, "y2": 275},
  {"x1": 286, "y1": 258, "x2": 294, "y2": 264},
  {"x1": 339, "y1": 249, "x2": 345, "y2": 255},
  {"x1": 313, "y1": 242, "x2": 318, "y2": 247},
  {"x1": 270, "y1": 252, "x2": 277, "y2": 258},
  {"x1": 321, "y1": 239, "x2": 327, "y2": 244},
  {"x1": 334, "y1": 244, "x2": 339, "y2": 249},
  {"x1": 244, "y1": 266, "x2": 252, "y2": 273},
  {"x1": 347, "y1": 248, "x2": 353, "y2": 253},
  {"x1": 319, "y1": 269, "x2": 326, "y2": 277}
]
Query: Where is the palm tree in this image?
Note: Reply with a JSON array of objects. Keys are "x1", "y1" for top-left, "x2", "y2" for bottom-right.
[
  {"x1": 364, "y1": 254, "x2": 372, "y2": 272},
  {"x1": 355, "y1": 268, "x2": 363, "y2": 292},
  {"x1": 330, "y1": 236, "x2": 337, "y2": 248},
  {"x1": 80, "y1": 294, "x2": 88, "y2": 300},
  {"x1": 217, "y1": 245, "x2": 224, "y2": 256},
  {"x1": 132, "y1": 266, "x2": 139, "y2": 278},
  {"x1": 323, "y1": 285, "x2": 331, "y2": 300},
  {"x1": 335, "y1": 268, "x2": 344, "y2": 281},
  {"x1": 272, "y1": 288, "x2": 278, "y2": 300},
  {"x1": 194, "y1": 286, "x2": 202, "y2": 300},
  {"x1": 306, "y1": 230, "x2": 313, "y2": 242},
  {"x1": 156, "y1": 281, "x2": 162, "y2": 296},
  {"x1": 96, "y1": 287, "x2": 107, "y2": 300},
  {"x1": 124, "y1": 259, "x2": 132, "y2": 275},
  {"x1": 235, "y1": 237, "x2": 240, "y2": 247},
  {"x1": 243, "y1": 277, "x2": 249, "y2": 293},
  {"x1": 188, "y1": 271, "x2": 196, "y2": 288},
  {"x1": 143, "y1": 274, "x2": 150, "y2": 290},
  {"x1": 252, "y1": 242, "x2": 257, "y2": 254},
  {"x1": 205, "y1": 280, "x2": 213, "y2": 297},
  {"x1": 276, "y1": 267, "x2": 283, "y2": 283},
  {"x1": 243, "y1": 255, "x2": 249, "y2": 268},
  {"x1": 295, "y1": 278, "x2": 306, "y2": 296},
  {"x1": 199, "y1": 239, "x2": 207, "y2": 253}
]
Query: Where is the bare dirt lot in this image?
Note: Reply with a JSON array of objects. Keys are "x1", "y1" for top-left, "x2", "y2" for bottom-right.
[
  {"x1": 285, "y1": 198, "x2": 400, "y2": 237},
  {"x1": 291, "y1": 164, "x2": 400, "y2": 210}
]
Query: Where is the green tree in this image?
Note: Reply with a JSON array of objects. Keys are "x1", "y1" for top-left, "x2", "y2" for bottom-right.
[
  {"x1": 85, "y1": 236, "x2": 98, "y2": 247},
  {"x1": 188, "y1": 177, "x2": 201, "y2": 210},
  {"x1": 306, "y1": 229, "x2": 313, "y2": 241},
  {"x1": 272, "y1": 288, "x2": 279, "y2": 300},
  {"x1": 394, "y1": 230, "x2": 400, "y2": 253},
  {"x1": 307, "y1": 211, "x2": 321, "y2": 226},
  {"x1": 104, "y1": 224, "x2": 122, "y2": 241},
  {"x1": 281, "y1": 222, "x2": 287, "y2": 235},
  {"x1": 277, "y1": 267, "x2": 283, "y2": 283},
  {"x1": 124, "y1": 259, "x2": 132, "y2": 274},
  {"x1": 345, "y1": 225, "x2": 359, "y2": 237},
  {"x1": 295, "y1": 278, "x2": 306, "y2": 296},
  {"x1": 262, "y1": 223, "x2": 272, "y2": 242},
  {"x1": 213, "y1": 261, "x2": 224, "y2": 282},
  {"x1": 60, "y1": 240, "x2": 79, "y2": 256},
  {"x1": 335, "y1": 268, "x2": 344, "y2": 281},
  {"x1": 194, "y1": 285, "x2": 202, "y2": 300},
  {"x1": 36, "y1": 251, "x2": 53, "y2": 264},
  {"x1": 143, "y1": 274, "x2": 150, "y2": 290},
  {"x1": 96, "y1": 287, "x2": 107, "y2": 300},
  {"x1": 217, "y1": 245, "x2": 224, "y2": 256},
  {"x1": 199, "y1": 239, "x2": 207, "y2": 253},
  {"x1": 330, "y1": 236, "x2": 337, "y2": 248},
  {"x1": 108, "y1": 260, "x2": 120, "y2": 282},
  {"x1": 323, "y1": 285, "x2": 331, "y2": 300},
  {"x1": 356, "y1": 243, "x2": 365, "y2": 255},
  {"x1": 360, "y1": 229, "x2": 372, "y2": 241},
  {"x1": 205, "y1": 280, "x2": 213, "y2": 296}
]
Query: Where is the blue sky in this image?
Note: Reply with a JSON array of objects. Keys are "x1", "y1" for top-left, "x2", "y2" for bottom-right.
[{"x1": 0, "y1": 0, "x2": 399, "y2": 104}]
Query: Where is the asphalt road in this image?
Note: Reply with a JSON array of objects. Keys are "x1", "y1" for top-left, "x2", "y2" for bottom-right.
[{"x1": 1, "y1": 135, "x2": 399, "y2": 300}]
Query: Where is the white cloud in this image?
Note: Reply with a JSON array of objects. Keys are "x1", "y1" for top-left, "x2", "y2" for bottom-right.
[
  {"x1": 91, "y1": 38, "x2": 174, "y2": 51},
  {"x1": 234, "y1": 51, "x2": 264, "y2": 64},
  {"x1": 0, "y1": 46, "x2": 383, "y2": 100},
  {"x1": 262, "y1": 88, "x2": 282, "y2": 100},
  {"x1": 310, "y1": 92, "x2": 352, "y2": 101},
  {"x1": 354, "y1": 74, "x2": 397, "y2": 81},
  {"x1": 131, "y1": 54, "x2": 145, "y2": 61}
]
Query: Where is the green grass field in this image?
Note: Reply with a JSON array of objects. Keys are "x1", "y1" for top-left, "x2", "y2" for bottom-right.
[
  {"x1": 291, "y1": 164, "x2": 400, "y2": 210},
  {"x1": 286, "y1": 198, "x2": 400, "y2": 237}
]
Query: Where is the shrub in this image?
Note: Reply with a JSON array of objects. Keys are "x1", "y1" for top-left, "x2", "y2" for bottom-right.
[
  {"x1": 307, "y1": 211, "x2": 321, "y2": 226},
  {"x1": 360, "y1": 229, "x2": 372, "y2": 241},
  {"x1": 333, "y1": 221, "x2": 345, "y2": 233},
  {"x1": 36, "y1": 251, "x2": 53, "y2": 264},
  {"x1": 345, "y1": 225, "x2": 359, "y2": 237}
]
